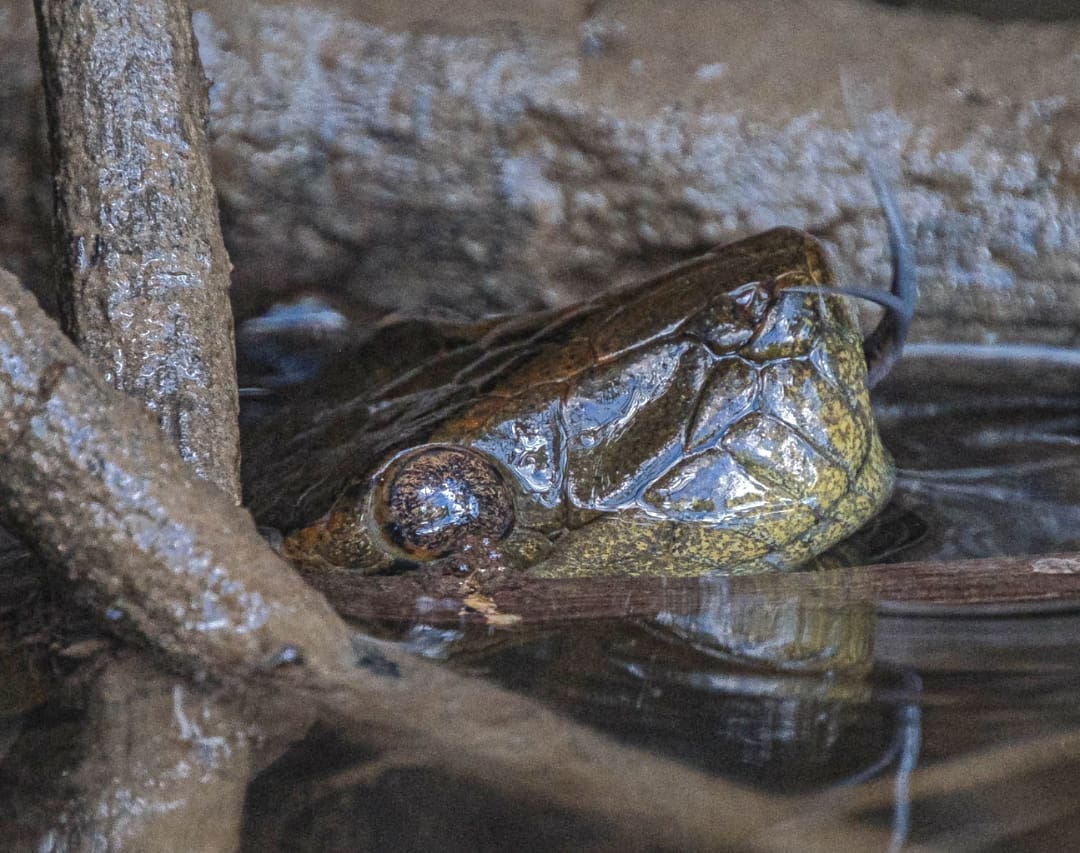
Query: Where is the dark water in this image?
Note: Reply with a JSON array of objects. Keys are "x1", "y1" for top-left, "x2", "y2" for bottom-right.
[
  {"x1": 2, "y1": 342, "x2": 1077, "y2": 848},
  {"x1": 875, "y1": 0, "x2": 1080, "y2": 22},
  {"x1": 867, "y1": 344, "x2": 1080, "y2": 563},
  {"x1": 238, "y1": 344, "x2": 1080, "y2": 851}
]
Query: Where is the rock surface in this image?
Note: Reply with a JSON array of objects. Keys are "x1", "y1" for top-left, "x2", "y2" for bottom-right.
[{"x1": 4, "y1": 0, "x2": 1080, "y2": 343}]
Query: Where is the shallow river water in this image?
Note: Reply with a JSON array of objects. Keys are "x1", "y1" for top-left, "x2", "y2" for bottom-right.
[
  {"x1": 235, "y1": 344, "x2": 1080, "y2": 850},
  {"x1": 1, "y1": 344, "x2": 1078, "y2": 848}
]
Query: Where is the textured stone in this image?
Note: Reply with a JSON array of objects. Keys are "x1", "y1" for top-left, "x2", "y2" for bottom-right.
[{"x1": 4, "y1": 0, "x2": 1080, "y2": 343}]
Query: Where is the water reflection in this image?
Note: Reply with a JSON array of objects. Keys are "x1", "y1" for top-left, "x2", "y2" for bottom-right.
[
  {"x1": 9, "y1": 341, "x2": 1080, "y2": 848},
  {"x1": 231, "y1": 344, "x2": 1080, "y2": 849},
  {"x1": 653, "y1": 575, "x2": 875, "y2": 675},
  {"x1": 852, "y1": 344, "x2": 1080, "y2": 563},
  {"x1": 238, "y1": 575, "x2": 929, "y2": 850},
  {"x1": 449, "y1": 577, "x2": 921, "y2": 799}
]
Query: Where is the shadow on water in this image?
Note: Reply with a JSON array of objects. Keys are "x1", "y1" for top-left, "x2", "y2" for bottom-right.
[
  {"x1": 873, "y1": 0, "x2": 1080, "y2": 22},
  {"x1": 856, "y1": 343, "x2": 1080, "y2": 563}
]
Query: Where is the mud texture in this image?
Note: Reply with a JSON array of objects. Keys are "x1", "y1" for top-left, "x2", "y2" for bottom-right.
[
  {"x1": 148, "y1": 0, "x2": 1080, "y2": 345},
  {"x1": 5, "y1": 0, "x2": 1080, "y2": 342}
]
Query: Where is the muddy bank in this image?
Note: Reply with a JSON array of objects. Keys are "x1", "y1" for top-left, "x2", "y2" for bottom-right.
[{"x1": 3, "y1": 0, "x2": 1080, "y2": 343}]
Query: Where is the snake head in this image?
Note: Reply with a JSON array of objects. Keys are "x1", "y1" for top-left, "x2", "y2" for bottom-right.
[{"x1": 270, "y1": 223, "x2": 902, "y2": 577}]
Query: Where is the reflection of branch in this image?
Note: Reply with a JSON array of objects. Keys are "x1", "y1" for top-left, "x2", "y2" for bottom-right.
[
  {"x1": 0, "y1": 266, "x2": 903, "y2": 850},
  {"x1": 775, "y1": 727, "x2": 1080, "y2": 850}
]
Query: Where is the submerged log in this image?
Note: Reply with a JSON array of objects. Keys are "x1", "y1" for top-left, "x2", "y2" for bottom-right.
[{"x1": 305, "y1": 552, "x2": 1080, "y2": 627}]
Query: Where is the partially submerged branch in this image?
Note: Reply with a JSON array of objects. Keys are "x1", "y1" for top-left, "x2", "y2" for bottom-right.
[
  {"x1": 0, "y1": 267, "x2": 352, "y2": 677},
  {"x1": 0, "y1": 266, "x2": 852, "y2": 851},
  {"x1": 27, "y1": 2, "x2": 266, "y2": 847},
  {"x1": 308, "y1": 551, "x2": 1080, "y2": 627}
]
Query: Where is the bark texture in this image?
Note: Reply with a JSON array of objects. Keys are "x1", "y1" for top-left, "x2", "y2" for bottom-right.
[
  {"x1": 36, "y1": 0, "x2": 240, "y2": 499},
  {"x1": 0, "y1": 270, "x2": 352, "y2": 675},
  {"x1": 24, "y1": 3, "x2": 289, "y2": 848}
]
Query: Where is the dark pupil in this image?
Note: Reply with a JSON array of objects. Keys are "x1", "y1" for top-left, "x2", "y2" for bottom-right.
[{"x1": 410, "y1": 477, "x2": 480, "y2": 537}]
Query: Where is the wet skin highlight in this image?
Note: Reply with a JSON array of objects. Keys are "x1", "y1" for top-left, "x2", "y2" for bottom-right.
[{"x1": 244, "y1": 227, "x2": 896, "y2": 577}]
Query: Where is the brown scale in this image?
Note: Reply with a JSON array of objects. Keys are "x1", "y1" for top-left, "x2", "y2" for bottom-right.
[{"x1": 243, "y1": 218, "x2": 914, "y2": 578}]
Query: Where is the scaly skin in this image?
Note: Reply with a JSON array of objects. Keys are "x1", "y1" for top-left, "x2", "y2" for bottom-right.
[{"x1": 245, "y1": 227, "x2": 894, "y2": 577}]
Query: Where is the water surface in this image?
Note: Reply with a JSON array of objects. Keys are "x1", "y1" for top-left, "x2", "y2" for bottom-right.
[{"x1": 241, "y1": 345, "x2": 1080, "y2": 850}]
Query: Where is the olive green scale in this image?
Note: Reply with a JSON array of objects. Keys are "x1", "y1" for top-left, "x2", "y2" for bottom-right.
[{"x1": 242, "y1": 228, "x2": 894, "y2": 578}]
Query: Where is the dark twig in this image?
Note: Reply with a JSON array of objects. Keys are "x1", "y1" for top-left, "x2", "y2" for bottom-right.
[{"x1": 306, "y1": 552, "x2": 1080, "y2": 627}]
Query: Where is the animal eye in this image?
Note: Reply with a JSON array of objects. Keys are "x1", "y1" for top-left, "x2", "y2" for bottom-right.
[{"x1": 371, "y1": 445, "x2": 515, "y2": 560}]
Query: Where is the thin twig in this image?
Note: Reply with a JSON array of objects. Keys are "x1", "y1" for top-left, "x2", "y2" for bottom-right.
[{"x1": 305, "y1": 552, "x2": 1080, "y2": 627}]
